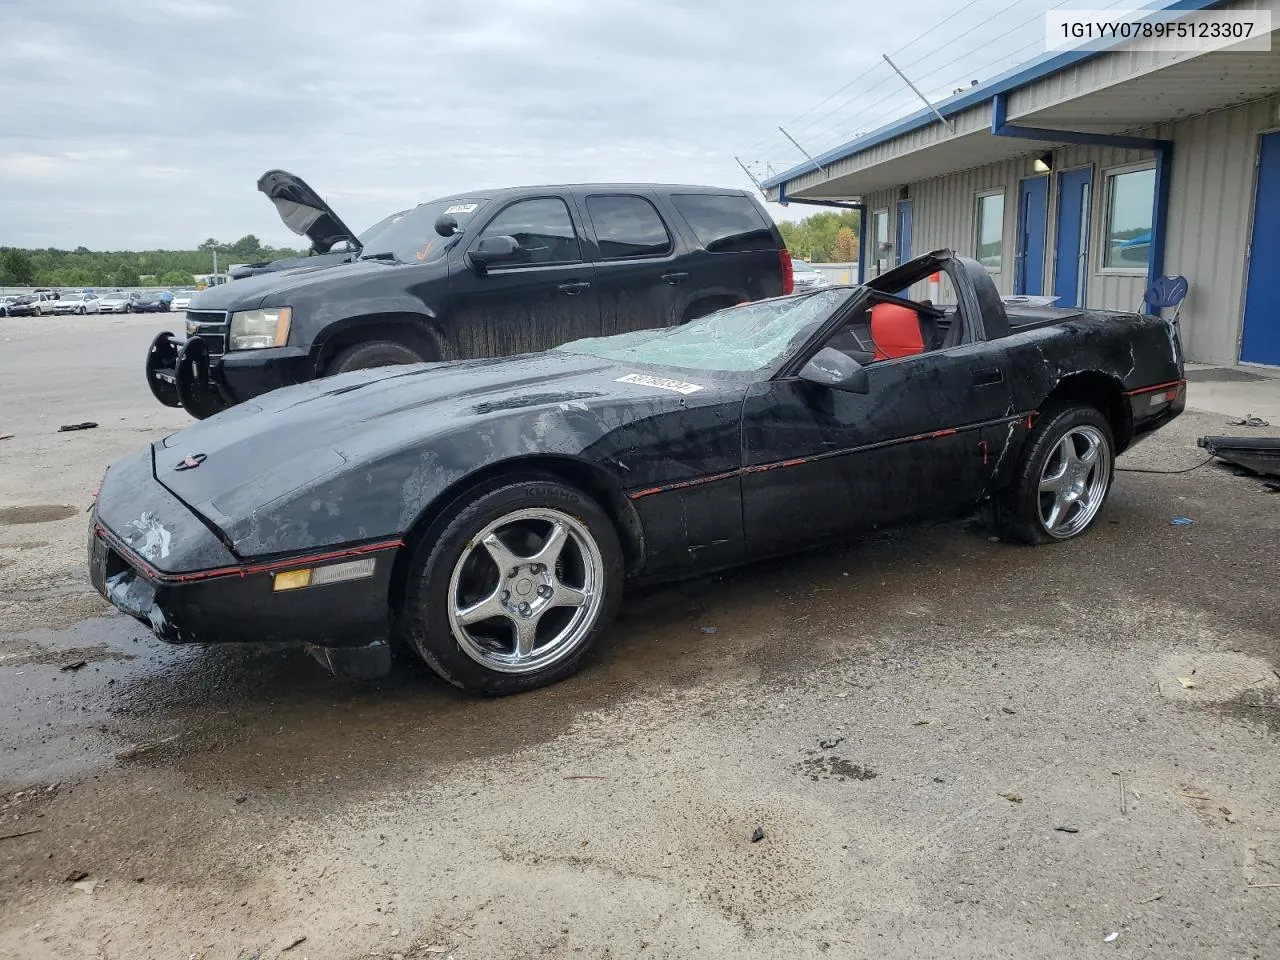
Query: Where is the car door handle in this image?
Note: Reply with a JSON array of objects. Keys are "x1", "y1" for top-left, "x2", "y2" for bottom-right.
[
  {"x1": 661, "y1": 271, "x2": 689, "y2": 285},
  {"x1": 558, "y1": 281, "x2": 590, "y2": 296},
  {"x1": 971, "y1": 368, "x2": 1005, "y2": 386}
]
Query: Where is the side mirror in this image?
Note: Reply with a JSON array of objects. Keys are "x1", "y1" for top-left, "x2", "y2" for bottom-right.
[
  {"x1": 434, "y1": 214, "x2": 458, "y2": 238},
  {"x1": 466, "y1": 235, "x2": 520, "y2": 274},
  {"x1": 797, "y1": 346, "x2": 871, "y2": 394}
]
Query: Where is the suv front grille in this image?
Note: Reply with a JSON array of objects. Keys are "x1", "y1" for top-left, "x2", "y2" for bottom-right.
[{"x1": 185, "y1": 310, "x2": 228, "y2": 358}]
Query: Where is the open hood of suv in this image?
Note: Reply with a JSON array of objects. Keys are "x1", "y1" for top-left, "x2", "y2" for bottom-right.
[{"x1": 257, "y1": 169, "x2": 361, "y2": 255}]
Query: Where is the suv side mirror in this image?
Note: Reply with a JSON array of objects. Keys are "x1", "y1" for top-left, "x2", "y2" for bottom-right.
[
  {"x1": 797, "y1": 346, "x2": 871, "y2": 394},
  {"x1": 434, "y1": 214, "x2": 458, "y2": 238},
  {"x1": 466, "y1": 235, "x2": 520, "y2": 274}
]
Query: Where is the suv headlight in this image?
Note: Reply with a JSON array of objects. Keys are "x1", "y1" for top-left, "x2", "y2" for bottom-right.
[{"x1": 229, "y1": 307, "x2": 291, "y2": 350}]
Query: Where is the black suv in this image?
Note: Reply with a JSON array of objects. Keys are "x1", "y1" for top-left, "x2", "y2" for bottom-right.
[{"x1": 145, "y1": 175, "x2": 794, "y2": 418}]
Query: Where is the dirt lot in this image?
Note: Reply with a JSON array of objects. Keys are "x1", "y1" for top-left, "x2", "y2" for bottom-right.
[{"x1": 1, "y1": 314, "x2": 1278, "y2": 959}]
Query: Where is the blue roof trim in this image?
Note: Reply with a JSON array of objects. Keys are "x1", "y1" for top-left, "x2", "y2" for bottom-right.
[{"x1": 761, "y1": 0, "x2": 1231, "y2": 192}]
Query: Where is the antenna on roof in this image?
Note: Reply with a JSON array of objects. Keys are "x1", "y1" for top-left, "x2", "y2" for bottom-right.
[
  {"x1": 883, "y1": 54, "x2": 955, "y2": 133},
  {"x1": 777, "y1": 127, "x2": 826, "y2": 176},
  {"x1": 734, "y1": 156, "x2": 765, "y2": 192}
]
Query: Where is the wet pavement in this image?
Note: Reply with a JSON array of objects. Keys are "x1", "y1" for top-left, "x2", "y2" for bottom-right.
[{"x1": 2, "y1": 317, "x2": 1279, "y2": 959}]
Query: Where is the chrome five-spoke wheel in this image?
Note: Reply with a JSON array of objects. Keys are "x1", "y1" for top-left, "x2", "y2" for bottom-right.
[
  {"x1": 1037, "y1": 424, "x2": 1111, "y2": 538},
  {"x1": 446, "y1": 507, "x2": 605, "y2": 674}
]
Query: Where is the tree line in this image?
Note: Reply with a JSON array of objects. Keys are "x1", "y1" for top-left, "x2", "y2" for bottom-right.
[
  {"x1": 776, "y1": 210, "x2": 861, "y2": 263},
  {"x1": 0, "y1": 236, "x2": 305, "y2": 289}
]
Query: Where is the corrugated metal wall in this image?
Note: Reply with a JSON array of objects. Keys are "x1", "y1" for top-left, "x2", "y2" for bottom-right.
[{"x1": 853, "y1": 93, "x2": 1280, "y2": 364}]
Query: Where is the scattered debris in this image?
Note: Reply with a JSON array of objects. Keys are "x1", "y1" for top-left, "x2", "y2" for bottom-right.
[
  {"x1": 700, "y1": 626, "x2": 718, "y2": 634},
  {"x1": 1176, "y1": 676, "x2": 1196, "y2": 689},
  {"x1": 1169, "y1": 516, "x2": 1194, "y2": 526},
  {"x1": 234, "y1": 795, "x2": 248, "y2": 804},
  {"x1": 1054, "y1": 825, "x2": 1079, "y2": 833},
  {"x1": 1103, "y1": 931, "x2": 1119, "y2": 943},
  {"x1": 282, "y1": 936, "x2": 307, "y2": 952},
  {"x1": 59, "y1": 660, "x2": 87, "y2": 672},
  {"x1": 750, "y1": 826, "x2": 765, "y2": 843},
  {"x1": 1000, "y1": 706, "x2": 1016, "y2": 715},
  {"x1": 115, "y1": 734, "x2": 180, "y2": 760},
  {"x1": 1198, "y1": 435, "x2": 1280, "y2": 479},
  {"x1": 0, "y1": 828, "x2": 42, "y2": 842},
  {"x1": 1117, "y1": 773, "x2": 1127, "y2": 815},
  {"x1": 1247, "y1": 882, "x2": 1280, "y2": 889},
  {"x1": 0, "y1": 434, "x2": 12, "y2": 441},
  {"x1": 1220, "y1": 806, "x2": 1237, "y2": 824},
  {"x1": 1227, "y1": 414, "x2": 1270, "y2": 427},
  {"x1": 998, "y1": 792, "x2": 1023, "y2": 803},
  {"x1": 72, "y1": 879, "x2": 98, "y2": 894},
  {"x1": 563, "y1": 775, "x2": 610, "y2": 780},
  {"x1": 912, "y1": 718, "x2": 932, "y2": 726},
  {"x1": 818, "y1": 737, "x2": 844, "y2": 750},
  {"x1": 1137, "y1": 892, "x2": 1164, "y2": 904},
  {"x1": 799, "y1": 755, "x2": 876, "y2": 781},
  {"x1": 64, "y1": 870, "x2": 88, "y2": 882},
  {"x1": 57, "y1": 422, "x2": 98, "y2": 432}
]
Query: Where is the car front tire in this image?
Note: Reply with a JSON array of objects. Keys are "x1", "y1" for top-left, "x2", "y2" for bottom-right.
[
  {"x1": 996, "y1": 404, "x2": 1115, "y2": 545},
  {"x1": 400, "y1": 475, "x2": 624, "y2": 695}
]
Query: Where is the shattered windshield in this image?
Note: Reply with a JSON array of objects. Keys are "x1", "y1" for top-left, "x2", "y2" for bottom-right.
[
  {"x1": 358, "y1": 198, "x2": 488, "y2": 263},
  {"x1": 557, "y1": 288, "x2": 855, "y2": 374}
]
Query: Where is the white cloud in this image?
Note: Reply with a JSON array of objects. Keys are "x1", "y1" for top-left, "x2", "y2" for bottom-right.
[{"x1": 0, "y1": 0, "x2": 1050, "y2": 248}]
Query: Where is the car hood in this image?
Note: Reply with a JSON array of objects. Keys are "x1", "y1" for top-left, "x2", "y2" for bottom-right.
[
  {"x1": 152, "y1": 350, "x2": 739, "y2": 555},
  {"x1": 185, "y1": 256, "x2": 412, "y2": 312},
  {"x1": 258, "y1": 168, "x2": 361, "y2": 255}
]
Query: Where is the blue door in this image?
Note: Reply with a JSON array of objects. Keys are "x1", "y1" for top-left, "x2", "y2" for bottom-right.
[
  {"x1": 1241, "y1": 132, "x2": 1280, "y2": 365},
  {"x1": 1053, "y1": 167, "x2": 1092, "y2": 307},
  {"x1": 896, "y1": 200, "x2": 913, "y2": 265},
  {"x1": 1015, "y1": 176, "x2": 1048, "y2": 295}
]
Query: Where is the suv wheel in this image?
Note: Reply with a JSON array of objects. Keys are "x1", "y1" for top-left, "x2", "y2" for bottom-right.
[{"x1": 328, "y1": 340, "x2": 424, "y2": 375}]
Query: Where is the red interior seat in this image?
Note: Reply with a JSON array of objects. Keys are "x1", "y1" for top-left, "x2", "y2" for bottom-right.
[{"x1": 870, "y1": 303, "x2": 925, "y2": 360}]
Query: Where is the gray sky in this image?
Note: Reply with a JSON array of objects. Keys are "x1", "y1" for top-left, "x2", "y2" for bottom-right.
[{"x1": 0, "y1": 0, "x2": 1055, "y2": 250}]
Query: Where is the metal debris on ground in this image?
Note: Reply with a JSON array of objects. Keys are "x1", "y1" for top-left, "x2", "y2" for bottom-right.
[
  {"x1": 57, "y1": 422, "x2": 98, "y2": 432},
  {"x1": 751, "y1": 826, "x2": 765, "y2": 843},
  {"x1": 700, "y1": 626, "x2": 718, "y2": 634},
  {"x1": 998, "y1": 792, "x2": 1023, "y2": 803},
  {"x1": 0, "y1": 433, "x2": 12, "y2": 441},
  {"x1": 913, "y1": 719, "x2": 932, "y2": 725},
  {"x1": 1001, "y1": 706, "x2": 1016, "y2": 715},
  {"x1": 1170, "y1": 516, "x2": 1194, "y2": 525},
  {"x1": 1054, "y1": 825, "x2": 1079, "y2": 833},
  {"x1": 64, "y1": 870, "x2": 88, "y2": 882},
  {"x1": 1177, "y1": 676, "x2": 1197, "y2": 689},
  {"x1": 1198, "y1": 435, "x2": 1280, "y2": 479},
  {"x1": 1227, "y1": 415, "x2": 1270, "y2": 427},
  {"x1": 1137, "y1": 892, "x2": 1164, "y2": 904},
  {"x1": 819, "y1": 737, "x2": 844, "y2": 749},
  {"x1": 1103, "y1": 931, "x2": 1120, "y2": 943},
  {"x1": 282, "y1": 936, "x2": 307, "y2": 952},
  {"x1": 72, "y1": 879, "x2": 98, "y2": 894},
  {"x1": 0, "y1": 828, "x2": 42, "y2": 841},
  {"x1": 59, "y1": 660, "x2": 87, "y2": 672}
]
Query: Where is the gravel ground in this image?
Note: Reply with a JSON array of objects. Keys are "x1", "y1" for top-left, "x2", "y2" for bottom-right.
[{"x1": 1, "y1": 314, "x2": 1278, "y2": 959}]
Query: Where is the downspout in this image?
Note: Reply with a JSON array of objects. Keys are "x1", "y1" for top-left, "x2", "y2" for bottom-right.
[
  {"x1": 991, "y1": 92, "x2": 1173, "y2": 314},
  {"x1": 776, "y1": 182, "x2": 867, "y2": 285}
]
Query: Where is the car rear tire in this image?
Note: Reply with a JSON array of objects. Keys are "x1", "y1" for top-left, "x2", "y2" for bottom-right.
[
  {"x1": 327, "y1": 340, "x2": 424, "y2": 375},
  {"x1": 995, "y1": 404, "x2": 1115, "y2": 545},
  {"x1": 400, "y1": 475, "x2": 624, "y2": 695}
]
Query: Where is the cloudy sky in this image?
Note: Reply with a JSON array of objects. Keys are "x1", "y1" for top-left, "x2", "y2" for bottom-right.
[{"x1": 0, "y1": 0, "x2": 1057, "y2": 250}]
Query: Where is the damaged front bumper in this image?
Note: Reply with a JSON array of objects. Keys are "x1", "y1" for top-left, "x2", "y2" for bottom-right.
[
  {"x1": 89, "y1": 447, "x2": 400, "y2": 652},
  {"x1": 145, "y1": 331, "x2": 312, "y2": 420}
]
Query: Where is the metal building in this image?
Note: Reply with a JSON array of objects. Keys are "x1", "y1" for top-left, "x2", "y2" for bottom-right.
[{"x1": 762, "y1": 0, "x2": 1280, "y2": 368}]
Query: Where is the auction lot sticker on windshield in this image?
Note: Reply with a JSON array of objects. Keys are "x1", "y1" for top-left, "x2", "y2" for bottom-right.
[
  {"x1": 445, "y1": 203, "x2": 479, "y2": 215},
  {"x1": 615, "y1": 373, "x2": 703, "y2": 395}
]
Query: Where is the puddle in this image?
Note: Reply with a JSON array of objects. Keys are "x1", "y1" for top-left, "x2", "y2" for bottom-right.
[{"x1": 0, "y1": 505, "x2": 77, "y2": 525}]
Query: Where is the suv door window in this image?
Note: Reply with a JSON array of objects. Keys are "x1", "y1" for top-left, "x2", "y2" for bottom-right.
[
  {"x1": 670, "y1": 194, "x2": 774, "y2": 253},
  {"x1": 585, "y1": 195, "x2": 672, "y2": 259},
  {"x1": 479, "y1": 197, "x2": 581, "y2": 265}
]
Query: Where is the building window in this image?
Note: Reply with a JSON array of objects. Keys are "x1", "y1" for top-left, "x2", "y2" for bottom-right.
[
  {"x1": 871, "y1": 209, "x2": 889, "y2": 271},
  {"x1": 1102, "y1": 166, "x2": 1156, "y2": 270},
  {"x1": 975, "y1": 191, "x2": 1004, "y2": 270}
]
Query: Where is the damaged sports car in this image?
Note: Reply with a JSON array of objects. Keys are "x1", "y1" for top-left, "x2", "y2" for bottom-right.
[{"x1": 92, "y1": 251, "x2": 1185, "y2": 694}]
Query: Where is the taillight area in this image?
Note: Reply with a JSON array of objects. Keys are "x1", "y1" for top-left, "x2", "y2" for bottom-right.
[{"x1": 779, "y1": 249, "x2": 794, "y2": 295}]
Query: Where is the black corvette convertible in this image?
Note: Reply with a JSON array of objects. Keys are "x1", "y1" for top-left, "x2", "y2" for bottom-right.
[{"x1": 91, "y1": 251, "x2": 1184, "y2": 694}]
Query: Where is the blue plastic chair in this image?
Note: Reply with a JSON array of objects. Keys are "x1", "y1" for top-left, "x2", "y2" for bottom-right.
[{"x1": 1141, "y1": 275, "x2": 1189, "y2": 324}]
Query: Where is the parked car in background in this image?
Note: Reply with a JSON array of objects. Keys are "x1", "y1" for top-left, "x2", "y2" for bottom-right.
[
  {"x1": 792, "y1": 260, "x2": 828, "y2": 289},
  {"x1": 7, "y1": 293, "x2": 50, "y2": 317},
  {"x1": 51, "y1": 292, "x2": 101, "y2": 315},
  {"x1": 129, "y1": 292, "x2": 171, "y2": 313},
  {"x1": 99, "y1": 292, "x2": 133, "y2": 313},
  {"x1": 146, "y1": 180, "x2": 793, "y2": 419},
  {"x1": 171, "y1": 290, "x2": 199, "y2": 311},
  {"x1": 0, "y1": 295, "x2": 25, "y2": 316}
]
